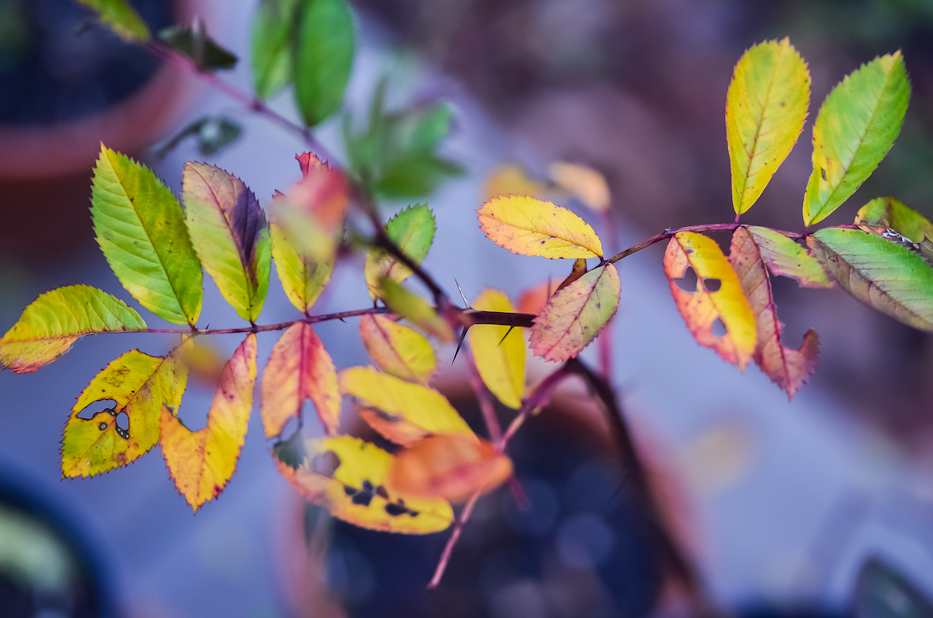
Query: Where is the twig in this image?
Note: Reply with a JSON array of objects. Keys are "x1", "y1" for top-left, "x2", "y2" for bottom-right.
[
  {"x1": 465, "y1": 350, "x2": 502, "y2": 443},
  {"x1": 427, "y1": 491, "x2": 481, "y2": 589}
]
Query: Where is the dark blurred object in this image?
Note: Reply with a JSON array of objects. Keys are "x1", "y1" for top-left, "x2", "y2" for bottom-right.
[
  {"x1": 150, "y1": 115, "x2": 243, "y2": 159},
  {"x1": 852, "y1": 559, "x2": 933, "y2": 618}
]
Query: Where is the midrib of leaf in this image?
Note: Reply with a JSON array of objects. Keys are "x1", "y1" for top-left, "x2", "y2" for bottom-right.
[
  {"x1": 737, "y1": 55, "x2": 780, "y2": 199},
  {"x1": 514, "y1": 207, "x2": 594, "y2": 254},
  {"x1": 372, "y1": 319, "x2": 412, "y2": 378},
  {"x1": 743, "y1": 235, "x2": 793, "y2": 377}
]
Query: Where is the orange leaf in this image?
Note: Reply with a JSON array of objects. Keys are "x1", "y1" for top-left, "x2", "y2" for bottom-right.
[
  {"x1": 730, "y1": 227, "x2": 819, "y2": 398},
  {"x1": 517, "y1": 280, "x2": 554, "y2": 315},
  {"x1": 262, "y1": 323, "x2": 341, "y2": 438},
  {"x1": 160, "y1": 334, "x2": 257, "y2": 511},
  {"x1": 387, "y1": 434, "x2": 513, "y2": 503}
]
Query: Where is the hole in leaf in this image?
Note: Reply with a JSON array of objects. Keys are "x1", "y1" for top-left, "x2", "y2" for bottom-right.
[
  {"x1": 75, "y1": 400, "x2": 117, "y2": 420},
  {"x1": 313, "y1": 451, "x2": 341, "y2": 477},
  {"x1": 114, "y1": 412, "x2": 130, "y2": 439},
  {"x1": 674, "y1": 267, "x2": 698, "y2": 292},
  {"x1": 711, "y1": 318, "x2": 727, "y2": 338},
  {"x1": 703, "y1": 278, "x2": 721, "y2": 293}
]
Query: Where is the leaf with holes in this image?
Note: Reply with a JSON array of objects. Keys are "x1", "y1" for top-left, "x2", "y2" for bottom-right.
[
  {"x1": 359, "y1": 314, "x2": 436, "y2": 384},
  {"x1": 378, "y1": 278, "x2": 454, "y2": 343},
  {"x1": 530, "y1": 264, "x2": 619, "y2": 362},
  {"x1": 161, "y1": 334, "x2": 257, "y2": 511},
  {"x1": 478, "y1": 195, "x2": 603, "y2": 259},
  {"x1": 274, "y1": 435, "x2": 453, "y2": 534},
  {"x1": 727, "y1": 38, "x2": 810, "y2": 215},
  {"x1": 339, "y1": 366, "x2": 474, "y2": 446},
  {"x1": 183, "y1": 163, "x2": 271, "y2": 322},
  {"x1": 293, "y1": 0, "x2": 355, "y2": 127},
  {"x1": 730, "y1": 227, "x2": 818, "y2": 398},
  {"x1": 365, "y1": 204, "x2": 436, "y2": 299},
  {"x1": 387, "y1": 434, "x2": 513, "y2": 504},
  {"x1": 468, "y1": 289, "x2": 526, "y2": 409},
  {"x1": 62, "y1": 350, "x2": 187, "y2": 478},
  {"x1": 270, "y1": 223, "x2": 334, "y2": 314},
  {"x1": 262, "y1": 323, "x2": 340, "y2": 438},
  {"x1": 92, "y1": 145, "x2": 203, "y2": 325},
  {"x1": 548, "y1": 162, "x2": 611, "y2": 213},
  {"x1": 803, "y1": 53, "x2": 910, "y2": 226},
  {"x1": 0, "y1": 286, "x2": 147, "y2": 374},
  {"x1": 808, "y1": 228, "x2": 933, "y2": 331},
  {"x1": 743, "y1": 226, "x2": 832, "y2": 288},
  {"x1": 77, "y1": 0, "x2": 150, "y2": 40},
  {"x1": 664, "y1": 232, "x2": 756, "y2": 368}
]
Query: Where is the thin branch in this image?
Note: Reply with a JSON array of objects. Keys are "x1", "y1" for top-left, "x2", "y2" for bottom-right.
[
  {"x1": 496, "y1": 362, "x2": 576, "y2": 451},
  {"x1": 427, "y1": 490, "x2": 481, "y2": 589},
  {"x1": 465, "y1": 350, "x2": 502, "y2": 443}
]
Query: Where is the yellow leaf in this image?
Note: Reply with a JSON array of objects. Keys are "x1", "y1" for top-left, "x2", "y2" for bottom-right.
[
  {"x1": 467, "y1": 289, "x2": 526, "y2": 409},
  {"x1": 379, "y1": 278, "x2": 455, "y2": 343},
  {"x1": 161, "y1": 334, "x2": 257, "y2": 511},
  {"x1": 477, "y1": 195, "x2": 603, "y2": 259},
  {"x1": 359, "y1": 314, "x2": 436, "y2": 384},
  {"x1": 339, "y1": 366, "x2": 474, "y2": 445},
  {"x1": 483, "y1": 163, "x2": 548, "y2": 200},
  {"x1": 548, "y1": 162, "x2": 611, "y2": 213},
  {"x1": 663, "y1": 232, "x2": 756, "y2": 369}
]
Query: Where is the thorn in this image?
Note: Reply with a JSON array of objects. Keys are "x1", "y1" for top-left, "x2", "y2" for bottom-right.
[
  {"x1": 546, "y1": 276, "x2": 553, "y2": 298},
  {"x1": 454, "y1": 279, "x2": 471, "y2": 308},
  {"x1": 452, "y1": 327, "x2": 469, "y2": 365},
  {"x1": 338, "y1": 318, "x2": 346, "y2": 323},
  {"x1": 498, "y1": 326, "x2": 516, "y2": 346}
]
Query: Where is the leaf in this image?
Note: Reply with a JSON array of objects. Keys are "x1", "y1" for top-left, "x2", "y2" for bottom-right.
[
  {"x1": 339, "y1": 366, "x2": 474, "y2": 445},
  {"x1": 468, "y1": 290, "x2": 526, "y2": 409},
  {"x1": 293, "y1": 0, "x2": 355, "y2": 127},
  {"x1": 359, "y1": 314, "x2": 436, "y2": 384},
  {"x1": 270, "y1": 223, "x2": 334, "y2": 314},
  {"x1": 855, "y1": 197, "x2": 933, "y2": 244},
  {"x1": 262, "y1": 323, "x2": 340, "y2": 438},
  {"x1": 808, "y1": 228, "x2": 933, "y2": 331},
  {"x1": 159, "y1": 24, "x2": 238, "y2": 71},
  {"x1": 0, "y1": 286, "x2": 147, "y2": 374},
  {"x1": 274, "y1": 436, "x2": 453, "y2": 534},
  {"x1": 387, "y1": 434, "x2": 513, "y2": 503},
  {"x1": 76, "y1": 0, "x2": 150, "y2": 41},
  {"x1": 364, "y1": 204, "x2": 436, "y2": 299},
  {"x1": 729, "y1": 227, "x2": 819, "y2": 398},
  {"x1": 484, "y1": 163, "x2": 548, "y2": 201},
  {"x1": 62, "y1": 350, "x2": 187, "y2": 478},
  {"x1": 478, "y1": 195, "x2": 603, "y2": 259},
  {"x1": 251, "y1": 0, "x2": 300, "y2": 99},
  {"x1": 183, "y1": 162, "x2": 271, "y2": 322},
  {"x1": 160, "y1": 334, "x2": 257, "y2": 511},
  {"x1": 378, "y1": 278, "x2": 455, "y2": 344},
  {"x1": 529, "y1": 264, "x2": 620, "y2": 362},
  {"x1": 517, "y1": 280, "x2": 554, "y2": 315},
  {"x1": 803, "y1": 52, "x2": 911, "y2": 226},
  {"x1": 92, "y1": 145, "x2": 203, "y2": 326},
  {"x1": 743, "y1": 226, "x2": 832, "y2": 288},
  {"x1": 548, "y1": 162, "x2": 611, "y2": 213},
  {"x1": 663, "y1": 232, "x2": 756, "y2": 369},
  {"x1": 726, "y1": 38, "x2": 810, "y2": 215},
  {"x1": 151, "y1": 116, "x2": 242, "y2": 159}
]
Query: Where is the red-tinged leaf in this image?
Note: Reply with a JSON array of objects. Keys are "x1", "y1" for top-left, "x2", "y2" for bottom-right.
[
  {"x1": 664, "y1": 232, "x2": 756, "y2": 369},
  {"x1": 261, "y1": 322, "x2": 341, "y2": 438},
  {"x1": 161, "y1": 334, "x2": 257, "y2": 511},
  {"x1": 744, "y1": 226, "x2": 832, "y2": 288},
  {"x1": 387, "y1": 434, "x2": 513, "y2": 504},
  {"x1": 359, "y1": 314, "x2": 436, "y2": 384},
  {"x1": 529, "y1": 263, "x2": 620, "y2": 362},
  {"x1": 294, "y1": 152, "x2": 349, "y2": 233},
  {"x1": 730, "y1": 227, "x2": 819, "y2": 398}
]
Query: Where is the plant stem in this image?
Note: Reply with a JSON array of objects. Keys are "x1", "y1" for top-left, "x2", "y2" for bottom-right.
[{"x1": 427, "y1": 490, "x2": 481, "y2": 589}]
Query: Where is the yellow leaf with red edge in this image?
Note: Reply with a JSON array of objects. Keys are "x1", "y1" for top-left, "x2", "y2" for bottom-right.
[
  {"x1": 274, "y1": 435, "x2": 453, "y2": 534},
  {"x1": 478, "y1": 195, "x2": 603, "y2": 259},
  {"x1": 664, "y1": 232, "x2": 756, "y2": 369},
  {"x1": 530, "y1": 263, "x2": 620, "y2": 362},
  {"x1": 262, "y1": 323, "x2": 340, "y2": 439},
  {"x1": 483, "y1": 163, "x2": 548, "y2": 200},
  {"x1": 62, "y1": 350, "x2": 187, "y2": 478},
  {"x1": 729, "y1": 226, "x2": 819, "y2": 398},
  {"x1": 387, "y1": 434, "x2": 513, "y2": 504},
  {"x1": 548, "y1": 162, "x2": 611, "y2": 213},
  {"x1": 378, "y1": 278, "x2": 455, "y2": 343},
  {"x1": 468, "y1": 289, "x2": 525, "y2": 409},
  {"x1": 359, "y1": 314, "x2": 436, "y2": 384},
  {"x1": 161, "y1": 334, "x2": 257, "y2": 511},
  {"x1": 339, "y1": 366, "x2": 474, "y2": 445}
]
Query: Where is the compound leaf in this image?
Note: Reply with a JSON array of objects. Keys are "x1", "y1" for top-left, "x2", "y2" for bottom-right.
[
  {"x1": 378, "y1": 278, "x2": 455, "y2": 343},
  {"x1": 468, "y1": 289, "x2": 526, "y2": 408},
  {"x1": 744, "y1": 226, "x2": 832, "y2": 287},
  {"x1": 92, "y1": 145, "x2": 203, "y2": 326},
  {"x1": 727, "y1": 38, "x2": 810, "y2": 215},
  {"x1": 251, "y1": 0, "x2": 300, "y2": 99},
  {"x1": 365, "y1": 204, "x2": 436, "y2": 299},
  {"x1": 293, "y1": 0, "x2": 355, "y2": 127},
  {"x1": 359, "y1": 314, "x2": 436, "y2": 384},
  {"x1": 270, "y1": 223, "x2": 333, "y2": 313},
  {"x1": 261, "y1": 323, "x2": 340, "y2": 438},
  {"x1": 0, "y1": 286, "x2": 147, "y2": 374},
  {"x1": 664, "y1": 232, "x2": 756, "y2": 369},
  {"x1": 803, "y1": 53, "x2": 910, "y2": 226},
  {"x1": 478, "y1": 195, "x2": 603, "y2": 259},
  {"x1": 161, "y1": 334, "x2": 257, "y2": 511},
  {"x1": 76, "y1": 0, "x2": 150, "y2": 41},
  {"x1": 530, "y1": 264, "x2": 619, "y2": 362}
]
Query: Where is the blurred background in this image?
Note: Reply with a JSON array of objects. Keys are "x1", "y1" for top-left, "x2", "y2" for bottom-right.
[{"x1": 2, "y1": 0, "x2": 933, "y2": 617}]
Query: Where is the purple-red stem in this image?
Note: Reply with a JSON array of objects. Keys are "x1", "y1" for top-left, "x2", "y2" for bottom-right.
[{"x1": 427, "y1": 491, "x2": 481, "y2": 589}]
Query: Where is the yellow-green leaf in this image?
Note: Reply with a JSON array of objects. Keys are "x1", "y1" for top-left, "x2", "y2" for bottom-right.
[
  {"x1": 663, "y1": 232, "x2": 756, "y2": 369},
  {"x1": 365, "y1": 204, "x2": 436, "y2": 299},
  {"x1": 359, "y1": 314, "x2": 436, "y2": 384},
  {"x1": 478, "y1": 195, "x2": 603, "y2": 259},
  {"x1": 378, "y1": 278, "x2": 455, "y2": 344},
  {"x1": 0, "y1": 285, "x2": 147, "y2": 374},
  {"x1": 529, "y1": 263, "x2": 619, "y2": 362},
  {"x1": 77, "y1": 0, "x2": 150, "y2": 41},
  {"x1": 62, "y1": 350, "x2": 187, "y2": 478},
  {"x1": 855, "y1": 197, "x2": 933, "y2": 244},
  {"x1": 270, "y1": 223, "x2": 333, "y2": 314},
  {"x1": 468, "y1": 289, "x2": 526, "y2": 409},
  {"x1": 803, "y1": 52, "x2": 910, "y2": 226},
  {"x1": 744, "y1": 226, "x2": 832, "y2": 288},
  {"x1": 726, "y1": 38, "x2": 810, "y2": 215}
]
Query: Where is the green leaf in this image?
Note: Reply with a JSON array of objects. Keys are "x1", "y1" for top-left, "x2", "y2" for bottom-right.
[
  {"x1": 379, "y1": 278, "x2": 454, "y2": 343},
  {"x1": 364, "y1": 204, "x2": 436, "y2": 299},
  {"x1": 0, "y1": 285, "x2": 147, "y2": 374},
  {"x1": 808, "y1": 228, "x2": 933, "y2": 331},
  {"x1": 182, "y1": 163, "x2": 272, "y2": 322},
  {"x1": 251, "y1": 0, "x2": 300, "y2": 99},
  {"x1": 91, "y1": 145, "x2": 203, "y2": 326},
  {"x1": 270, "y1": 223, "x2": 333, "y2": 313},
  {"x1": 159, "y1": 25, "x2": 238, "y2": 71},
  {"x1": 744, "y1": 226, "x2": 832, "y2": 288},
  {"x1": 372, "y1": 152, "x2": 464, "y2": 199},
  {"x1": 726, "y1": 38, "x2": 810, "y2": 215},
  {"x1": 76, "y1": 0, "x2": 150, "y2": 41},
  {"x1": 293, "y1": 0, "x2": 355, "y2": 127},
  {"x1": 855, "y1": 197, "x2": 933, "y2": 244},
  {"x1": 803, "y1": 52, "x2": 910, "y2": 226}
]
